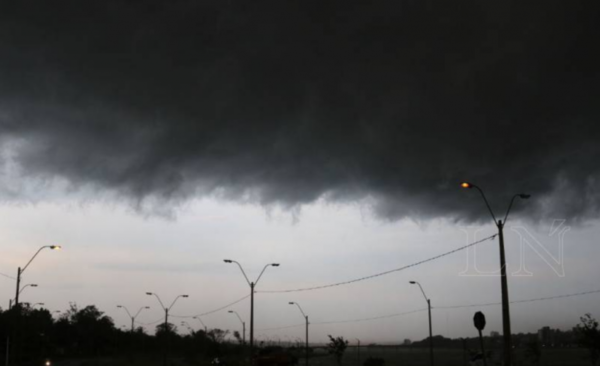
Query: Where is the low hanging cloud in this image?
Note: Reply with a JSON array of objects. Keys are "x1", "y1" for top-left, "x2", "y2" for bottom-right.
[{"x1": 0, "y1": 0, "x2": 599, "y2": 221}]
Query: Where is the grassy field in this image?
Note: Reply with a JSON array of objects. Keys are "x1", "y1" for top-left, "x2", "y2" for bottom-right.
[
  {"x1": 305, "y1": 346, "x2": 593, "y2": 366},
  {"x1": 48, "y1": 347, "x2": 593, "y2": 366}
]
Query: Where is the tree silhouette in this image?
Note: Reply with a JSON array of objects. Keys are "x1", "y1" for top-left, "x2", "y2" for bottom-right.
[
  {"x1": 327, "y1": 335, "x2": 348, "y2": 366},
  {"x1": 155, "y1": 322, "x2": 178, "y2": 338},
  {"x1": 574, "y1": 313, "x2": 600, "y2": 366}
]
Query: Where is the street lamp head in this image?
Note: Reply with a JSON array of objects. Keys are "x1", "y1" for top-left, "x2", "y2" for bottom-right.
[
  {"x1": 289, "y1": 302, "x2": 295, "y2": 305},
  {"x1": 271, "y1": 263, "x2": 280, "y2": 267},
  {"x1": 145, "y1": 306, "x2": 150, "y2": 309},
  {"x1": 182, "y1": 295, "x2": 189, "y2": 298},
  {"x1": 223, "y1": 259, "x2": 233, "y2": 263},
  {"x1": 31, "y1": 284, "x2": 38, "y2": 287},
  {"x1": 228, "y1": 310, "x2": 234, "y2": 313},
  {"x1": 519, "y1": 194, "x2": 531, "y2": 199},
  {"x1": 146, "y1": 292, "x2": 153, "y2": 296},
  {"x1": 461, "y1": 182, "x2": 473, "y2": 189},
  {"x1": 117, "y1": 305, "x2": 123, "y2": 308},
  {"x1": 409, "y1": 281, "x2": 416, "y2": 284},
  {"x1": 50, "y1": 245, "x2": 62, "y2": 250}
]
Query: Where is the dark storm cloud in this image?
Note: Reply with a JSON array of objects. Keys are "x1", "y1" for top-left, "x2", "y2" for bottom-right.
[{"x1": 1, "y1": 0, "x2": 599, "y2": 221}]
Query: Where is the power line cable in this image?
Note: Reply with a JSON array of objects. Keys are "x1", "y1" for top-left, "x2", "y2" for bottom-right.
[
  {"x1": 436, "y1": 289, "x2": 600, "y2": 310},
  {"x1": 258, "y1": 309, "x2": 428, "y2": 331},
  {"x1": 259, "y1": 235, "x2": 497, "y2": 293},
  {"x1": 0, "y1": 271, "x2": 16, "y2": 280},
  {"x1": 257, "y1": 288, "x2": 600, "y2": 331},
  {"x1": 137, "y1": 317, "x2": 165, "y2": 326},
  {"x1": 171, "y1": 294, "x2": 250, "y2": 319},
  {"x1": 259, "y1": 323, "x2": 305, "y2": 331},
  {"x1": 312, "y1": 308, "x2": 428, "y2": 326}
]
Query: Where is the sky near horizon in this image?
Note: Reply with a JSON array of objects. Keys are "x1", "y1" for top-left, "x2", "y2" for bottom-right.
[
  {"x1": 1, "y1": 197, "x2": 599, "y2": 343},
  {"x1": 1, "y1": 0, "x2": 600, "y2": 344}
]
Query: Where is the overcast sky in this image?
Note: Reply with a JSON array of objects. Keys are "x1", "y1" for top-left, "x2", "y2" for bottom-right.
[{"x1": 1, "y1": 0, "x2": 599, "y2": 343}]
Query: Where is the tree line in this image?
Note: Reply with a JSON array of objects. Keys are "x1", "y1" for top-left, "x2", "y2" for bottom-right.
[{"x1": 0, "y1": 303, "x2": 239, "y2": 365}]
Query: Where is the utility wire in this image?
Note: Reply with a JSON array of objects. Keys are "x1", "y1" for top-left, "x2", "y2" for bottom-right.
[
  {"x1": 436, "y1": 289, "x2": 600, "y2": 310},
  {"x1": 258, "y1": 309, "x2": 428, "y2": 331},
  {"x1": 312, "y1": 308, "x2": 428, "y2": 326},
  {"x1": 257, "y1": 288, "x2": 600, "y2": 331},
  {"x1": 0, "y1": 272, "x2": 16, "y2": 280},
  {"x1": 259, "y1": 235, "x2": 497, "y2": 293},
  {"x1": 259, "y1": 323, "x2": 305, "y2": 331},
  {"x1": 137, "y1": 317, "x2": 165, "y2": 326},
  {"x1": 171, "y1": 294, "x2": 250, "y2": 319}
]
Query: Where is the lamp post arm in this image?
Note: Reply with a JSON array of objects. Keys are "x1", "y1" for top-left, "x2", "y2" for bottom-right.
[
  {"x1": 232, "y1": 261, "x2": 252, "y2": 286},
  {"x1": 194, "y1": 317, "x2": 207, "y2": 328},
  {"x1": 473, "y1": 185, "x2": 498, "y2": 224},
  {"x1": 120, "y1": 306, "x2": 133, "y2": 319},
  {"x1": 19, "y1": 284, "x2": 37, "y2": 295},
  {"x1": 504, "y1": 194, "x2": 529, "y2": 225},
  {"x1": 255, "y1": 264, "x2": 272, "y2": 285},
  {"x1": 18, "y1": 284, "x2": 30, "y2": 295},
  {"x1": 415, "y1": 282, "x2": 429, "y2": 302},
  {"x1": 294, "y1": 303, "x2": 307, "y2": 318},
  {"x1": 152, "y1": 293, "x2": 167, "y2": 311},
  {"x1": 168, "y1": 295, "x2": 184, "y2": 311},
  {"x1": 134, "y1": 306, "x2": 147, "y2": 319},
  {"x1": 233, "y1": 312, "x2": 243, "y2": 324},
  {"x1": 22, "y1": 246, "x2": 51, "y2": 274}
]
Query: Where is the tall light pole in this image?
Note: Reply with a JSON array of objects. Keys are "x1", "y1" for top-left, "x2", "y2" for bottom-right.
[
  {"x1": 289, "y1": 302, "x2": 309, "y2": 366},
  {"x1": 146, "y1": 292, "x2": 188, "y2": 366},
  {"x1": 117, "y1": 305, "x2": 150, "y2": 332},
  {"x1": 11, "y1": 245, "x2": 60, "y2": 366},
  {"x1": 228, "y1": 310, "x2": 246, "y2": 344},
  {"x1": 410, "y1": 281, "x2": 433, "y2": 366},
  {"x1": 461, "y1": 182, "x2": 530, "y2": 366},
  {"x1": 14, "y1": 246, "x2": 61, "y2": 308},
  {"x1": 223, "y1": 259, "x2": 279, "y2": 359}
]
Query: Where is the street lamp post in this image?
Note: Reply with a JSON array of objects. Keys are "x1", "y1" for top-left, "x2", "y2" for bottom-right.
[
  {"x1": 10, "y1": 245, "x2": 60, "y2": 366},
  {"x1": 14, "y1": 246, "x2": 61, "y2": 308},
  {"x1": 355, "y1": 339, "x2": 360, "y2": 366},
  {"x1": 410, "y1": 281, "x2": 433, "y2": 366},
  {"x1": 193, "y1": 316, "x2": 208, "y2": 333},
  {"x1": 224, "y1": 259, "x2": 279, "y2": 359},
  {"x1": 31, "y1": 303, "x2": 44, "y2": 308},
  {"x1": 117, "y1": 305, "x2": 150, "y2": 332},
  {"x1": 146, "y1": 292, "x2": 189, "y2": 366},
  {"x1": 228, "y1": 310, "x2": 246, "y2": 344},
  {"x1": 461, "y1": 182, "x2": 530, "y2": 366},
  {"x1": 289, "y1": 302, "x2": 309, "y2": 366}
]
